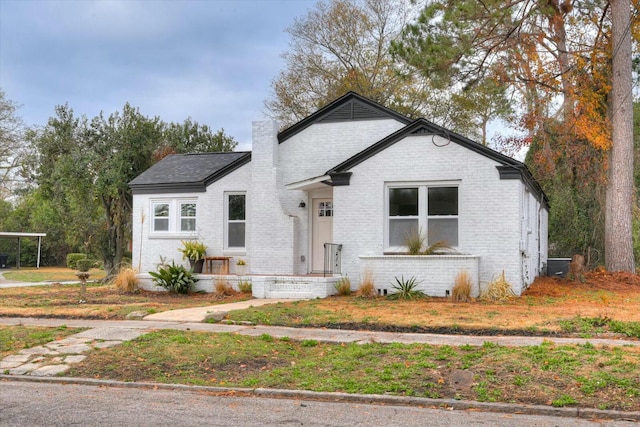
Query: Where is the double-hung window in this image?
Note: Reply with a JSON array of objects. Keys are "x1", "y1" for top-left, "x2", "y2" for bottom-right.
[
  {"x1": 150, "y1": 199, "x2": 197, "y2": 234},
  {"x1": 386, "y1": 184, "x2": 458, "y2": 251},
  {"x1": 152, "y1": 202, "x2": 170, "y2": 232},
  {"x1": 225, "y1": 193, "x2": 246, "y2": 250}
]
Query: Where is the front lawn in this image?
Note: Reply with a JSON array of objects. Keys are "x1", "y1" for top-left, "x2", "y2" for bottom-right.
[
  {"x1": 2, "y1": 266, "x2": 107, "y2": 282},
  {"x1": 68, "y1": 330, "x2": 640, "y2": 411},
  {"x1": 223, "y1": 271, "x2": 640, "y2": 337},
  {"x1": 0, "y1": 282, "x2": 251, "y2": 319}
]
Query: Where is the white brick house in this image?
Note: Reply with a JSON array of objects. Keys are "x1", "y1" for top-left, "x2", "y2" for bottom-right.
[{"x1": 130, "y1": 92, "x2": 548, "y2": 297}]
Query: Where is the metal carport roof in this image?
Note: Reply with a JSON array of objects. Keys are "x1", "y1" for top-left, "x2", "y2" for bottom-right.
[{"x1": 0, "y1": 232, "x2": 47, "y2": 269}]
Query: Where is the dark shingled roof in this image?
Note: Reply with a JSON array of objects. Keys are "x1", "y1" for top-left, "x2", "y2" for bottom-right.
[{"x1": 129, "y1": 152, "x2": 251, "y2": 194}]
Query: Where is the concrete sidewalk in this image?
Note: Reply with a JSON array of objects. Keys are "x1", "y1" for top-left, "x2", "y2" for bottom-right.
[{"x1": 1, "y1": 316, "x2": 638, "y2": 348}]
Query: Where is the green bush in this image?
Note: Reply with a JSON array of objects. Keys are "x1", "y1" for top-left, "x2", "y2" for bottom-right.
[
  {"x1": 66, "y1": 253, "x2": 87, "y2": 269},
  {"x1": 75, "y1": 259, "x2": 93, "y2": 272},
  {"x1": 149, "y1": 262, "x2": 198, "y2": 294}
]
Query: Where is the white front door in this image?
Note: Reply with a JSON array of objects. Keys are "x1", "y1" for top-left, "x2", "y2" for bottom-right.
[{"x1": 312, "y1": 198, "x2": 333, "y2": 272}]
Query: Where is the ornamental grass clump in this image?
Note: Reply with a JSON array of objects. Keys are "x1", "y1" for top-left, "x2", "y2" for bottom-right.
[
  {"x1": 479, "y1": 271, "x2": 514, "y2": 302},
  {"x1": 451, "y1": 271, "x2": 472, "y2": 302},
  {"x1": 238, "y1": 280, "x2": 252, "y2": 294},
  {"x1": 334, "y1": 276, "x2": 352, "y2": 296},
  {"x1": 215, "y1": 277, "x2": 237, "y2": 296},
  {"x1": 356, "y1": 270, "x2": 377, "y2": 298},
  {"x1": 388, "y1": 276, "x2": 426, "y2": 300},
  {"x1": 112, "y1": 267, "x2": 139, "y2": 294}
]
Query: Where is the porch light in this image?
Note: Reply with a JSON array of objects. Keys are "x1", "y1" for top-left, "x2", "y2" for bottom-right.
[{"x1": 299, "y1": 201, "x2": 306, "y2": 208}]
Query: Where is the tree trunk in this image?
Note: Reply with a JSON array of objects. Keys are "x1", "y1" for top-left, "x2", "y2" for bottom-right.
[{"x1": 605, "y1": 0, "x2": 635, "y2": 272}]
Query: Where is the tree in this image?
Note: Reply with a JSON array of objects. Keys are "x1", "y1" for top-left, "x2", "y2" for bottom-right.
[
  {"x1": 606, "y1": 0, "x2": 635, "y2": 272},
  {"x1": 265, "y1": 0, "x2": 506, "y2": 139},
  {"x1": 0, "y1": 89, "x2": 25, "y2": 198},
  {"x1": 155, "y1": 119, "x2": 237, "y2": 161},
  {"x1": 25, "y1": 104, "x2": 237, "y2": 273},
  {"x1": 393, "y1": 0, "x2": 640, "y2": 270}
]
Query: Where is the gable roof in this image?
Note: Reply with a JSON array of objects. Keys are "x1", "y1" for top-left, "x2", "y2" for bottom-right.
[
  {"x1": 277, "y1": 92, "x2": 412, "y2": 143},
  {"x1": 327, "y1": 118, "x2": 549, "y2": 208},
  {"x1": 129, "y1": 151, "x2": 251, "y2": 194}
]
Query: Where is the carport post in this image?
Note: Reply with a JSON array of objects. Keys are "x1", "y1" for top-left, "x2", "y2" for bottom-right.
[
  {"x1": 37, "y1": 236, "x2": 42, "y2": 269},
  {"x1": 16, "y1": 237, "x2": 20, "y2": 269}
]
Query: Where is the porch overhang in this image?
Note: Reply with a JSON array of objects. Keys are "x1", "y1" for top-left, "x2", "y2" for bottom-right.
[
  {"x1": 285, "y1": 175, "x2": 332, "y2": 191},
  {"x1": 285, "y1": 171, "x2": 352, "y2": 191}
]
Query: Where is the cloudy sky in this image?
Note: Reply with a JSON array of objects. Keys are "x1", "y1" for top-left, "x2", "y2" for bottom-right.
[{"x1": 0, "y1": 0, "x2": 317, "y2": 150}]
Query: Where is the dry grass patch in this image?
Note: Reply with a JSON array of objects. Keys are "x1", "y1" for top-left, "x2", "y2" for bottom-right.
[{"x1": 227, "y1": 272, "x2": 640, "y2": 335}]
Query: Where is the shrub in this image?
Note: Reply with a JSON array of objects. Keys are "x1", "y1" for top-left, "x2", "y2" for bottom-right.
[
  {"x1": 149, "y1": 262, "x2": 198, "y2": 294},
  {"x1": 479, "y1": 271, "x2": 514, "y2": 301},
  {"x1": 66, "y1": 253, "x2": 87, "y2": 269},
  {"x1": 334, "y1": 276, "x2": 352, "y2": 296},
  {"x1": 452, "y1": 271, "x2": 472, "y2": 302},
  {"x1": 112, "y1": 267, "x2": 139, "y2": 294},
  {"x1": 179, "y1": 240, "x2": 207, "y2": 261},
  {"x1": 214, "y1": 277, "x2": 236, "y2": 296},
  {"x1": 356, "y1": 270, "x2": 377, "y2": 298},
  {"x1": 238, "y1": 280, "x2": 252, "y2": 294},
  {"x1": 75, "y1": 259, "x2": 93, "y2": 272},
  {"x1": 388, "y1": 275, "x2": 425, "y2": 300}
]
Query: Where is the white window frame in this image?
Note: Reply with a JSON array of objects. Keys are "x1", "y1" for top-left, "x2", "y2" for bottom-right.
[
  {"x1": 224, "y1": 192, "x2": 246, "y2": 253},
  {"x1": 385, "y1": 182, "x2": 459, "y2": 252},
  {"x1": 152, "y1": 201, "x2": 170, "y2": 233},
  {"x1": 179, "y1": 201, "x2": 197, "y2": 232},
  {"x1": 149, "y1": 198, "x2": 198, "y2": 237}
]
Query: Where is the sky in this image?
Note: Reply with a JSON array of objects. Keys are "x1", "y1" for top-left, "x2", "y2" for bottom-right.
[{"x1": 0, "y1": 0, "x2": 317, "y2": 151}]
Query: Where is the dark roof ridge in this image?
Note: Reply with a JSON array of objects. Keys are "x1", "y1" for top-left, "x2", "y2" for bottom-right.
[{"x1": 277, "y1": 92, "x2": 412, "y2": 143}]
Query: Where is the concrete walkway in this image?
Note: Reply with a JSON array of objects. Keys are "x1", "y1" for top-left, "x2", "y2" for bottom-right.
[
  {"x1": 143, "y1": 298, "x2": 289, "y2": 322},
  {"x1": 0, "y1": 271, "x2": 83, "y2": 289}
]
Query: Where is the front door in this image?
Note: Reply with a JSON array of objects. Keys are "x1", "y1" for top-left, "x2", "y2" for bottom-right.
[{"x1": 312, "y1": 198, "x2": 333, "y2": 272}]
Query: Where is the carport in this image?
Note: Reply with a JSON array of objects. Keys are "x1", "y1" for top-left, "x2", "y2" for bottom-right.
[{"x1": 0, "y1": 232, "x2": 47, "y2": 269}]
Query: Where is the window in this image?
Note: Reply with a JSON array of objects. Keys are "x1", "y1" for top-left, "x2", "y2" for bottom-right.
[
  {"x1": 180, "y1": 202, "x2": 196, "y2": 232},
  {"x1": 226, "y1": 193, "x2": 246, "y2": 249},
  {"x1": 153, "y1": 202, "x2": 170, "y2": 232},
  {"x1": 386, "y1": 184, "x2": 458, "y2": 250},
  {"x1": 318, "y1": 201, "x2": 333, "y2": 217},
  {"x1": 150, "y1": 199, "x2": 197, "y2": 234}
]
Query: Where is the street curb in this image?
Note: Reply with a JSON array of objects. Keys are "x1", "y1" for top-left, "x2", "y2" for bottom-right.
[{"x1": 2, "y1": 374, "x2": 638, "y2": 422}]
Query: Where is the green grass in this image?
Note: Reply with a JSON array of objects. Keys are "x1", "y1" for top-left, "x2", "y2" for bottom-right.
[
  {"x1": 3, "y1": 268, "x2": 106, "y2": 282},
  {"x1": 0, "y1": 325, "x2": 86, "y2": 358},
  {"x1": 559, "y1": 316, "x2": 640, "y2": 338},
  {"x1": 67, "y1": 330, "x2": 640, "y2": 411}
]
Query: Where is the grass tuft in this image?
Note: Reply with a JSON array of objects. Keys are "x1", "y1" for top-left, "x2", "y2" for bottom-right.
[
  {"x1": 334, "y1": 276, "x2": 352, "y2": 296},
  {"x1": 238, "y1": 280, "x2": 252, "y2": 294},
  {"x1": 452, "y1": 271, "x2": 472, "y2": 302},
  {"x1": 215, "y1": 277, "x2": 237, "y2": 296},
  {"x1": 111, "y1": 267, "x2": 139, "y2": 294},
  {"x1": 479, "y1": 271, "x2": 514, "y2": 301},
  {"x1": 356, "y1": 270, "x2": 377, "y2": 298}
]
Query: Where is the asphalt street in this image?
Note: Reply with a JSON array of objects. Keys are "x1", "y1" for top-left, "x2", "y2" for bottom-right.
[{"x1": 1, "y1": 380, "x2": 635, "y2": 427}]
